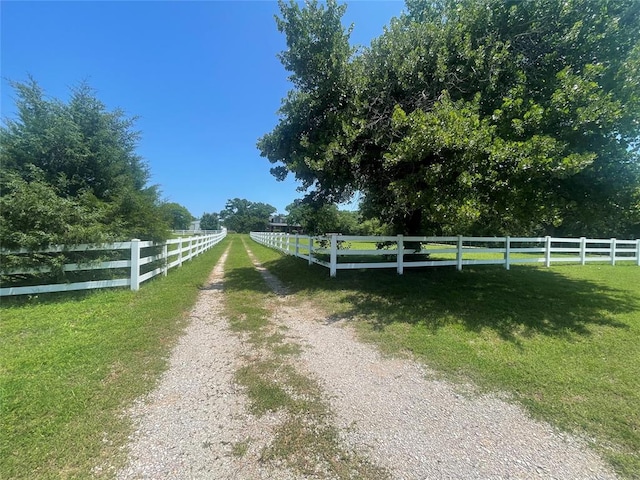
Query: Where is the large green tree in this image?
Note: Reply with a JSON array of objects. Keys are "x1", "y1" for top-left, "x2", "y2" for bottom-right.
[
  {"x1": 219, "y1": 198, "x2": 276, "y2": 233},
  {"x1": 259, "y1": 0, "x2": 359, "y2": 205},
  {"x1": 1, "y1": 78, "x2": 169, "y2": 248},
  {"x1": 259, "y1": 0, "x2": 640, "y2": 237},
  {"x1": 285, "y1": 199, "x2": 364, "y2": 235},
  {"x1": 200, "y1": 212, "x2": 220, "y2": 230},
  {"x1": 160, "y1": 202, "x2": 194, "y2": 230},
  {"x1": 2, "y1": 78, "x2": 148, "y2": 200}
]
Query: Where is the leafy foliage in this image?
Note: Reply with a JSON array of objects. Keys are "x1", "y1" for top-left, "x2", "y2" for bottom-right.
[
  {"x1": 259, "y1": 0, "x2": 640, "y2": 237},
  {"x1": 200, "y1": 212, "x2": 220, "y2": 231},
  {"x1": 2, "y1": 79, "x2": 148, "y2": 201},
  {"x1": 1, "y1": 78, "x2": 171, "y2": 285},
  {"x1": 285, "y1": 199, "x2": 384, "y2": 235},
  {"x1": 258, "y1": 0, "x2": 358, "y2": 205},
  {"x1": 220, "y1": 198, "x2": 276, "y2": 233},
  {"x1": 0, "y1": 77, "x2": 170, "y2": 247},
  {"x1": 0, "y1": 169, "x2": 108, "y2": 250},
  {"x1": 160, "y1": 202, "x2": 194, "y2": 230}
]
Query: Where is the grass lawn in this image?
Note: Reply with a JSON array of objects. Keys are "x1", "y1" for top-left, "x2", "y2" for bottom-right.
[
  {"x1": 248, "y1": 236, "x2": 640, "y2": 479},
  {"x1": 0, "y1": 239, "x2": 228, "y2": 479}
]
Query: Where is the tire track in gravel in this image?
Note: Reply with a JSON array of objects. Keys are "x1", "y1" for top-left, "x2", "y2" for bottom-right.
[
  {"x1": 242, "y1": 240, "x2": 618, "y2": 480},
  {"x1": 117, "y1": 245, "x2": 298, "y2": 480}
]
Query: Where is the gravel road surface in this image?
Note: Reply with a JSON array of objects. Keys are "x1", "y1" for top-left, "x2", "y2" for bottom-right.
[{"x1": 117, "y1": 241, "x2": 617, "y2": 479}]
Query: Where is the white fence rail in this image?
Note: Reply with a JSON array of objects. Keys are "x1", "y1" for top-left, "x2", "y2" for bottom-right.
[
  {"x1": 250, "y1": 232, "x2": 640, "y2": 277},
  {"x1": 1, "y1": 229, "x2": 227, "y2": 296},
  {"x1": 172, "y1": 229, "x2": 222, "y2": 236}
]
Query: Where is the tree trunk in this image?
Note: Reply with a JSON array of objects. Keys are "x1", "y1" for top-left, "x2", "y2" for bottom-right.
[{"x1": 403, "y1": 209, "x2": 423, "y2": 258}]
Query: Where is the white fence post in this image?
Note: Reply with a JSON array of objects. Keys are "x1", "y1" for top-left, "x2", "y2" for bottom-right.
[
  {"x1": 397, "y1": 234, "x2": 404, "y2": 275},
  {"x1": 456, "y1": 235, "x2": 463, "y2": 271},
  {"x1": 637, "y1": 239, "x2": 640, "y2": 267},
  {"x1": 545, "y1": 236, "x2": 552, "y2": 267},
  {"x1": 308, "y1": 236, "x2": 314, "y2": 266},
  {"x1": 162, "y1": 243, "x2": 168, "y2": 276},
  {"x1": 504, "y1": 236, "x2": 511, "y2": 270},
  {"x1": 330, "y1": 234, "x2": 338, "y2": 277},
  {"x1": 178, "y1": 237, "x2": 183, "y2": 267},
  {"x1": 580, "y1": 237, "x2": 586, "y2": 265},
  {"x1": 295, "y1": 234, "x2": 300, "y2": 257},
  {"x1": 611, "y1": 238, "x2": 616, "y2": 266},
  {"x1": 130, "y1": 239, "x2": 141, "y2": 291}
]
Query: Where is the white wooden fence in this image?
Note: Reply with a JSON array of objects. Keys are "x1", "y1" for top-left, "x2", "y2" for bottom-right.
[
  {"x1": 172, "y1": 229, "x2": 221, "y2": 236},
  {"x1": 1, "y1": 230, "x2": 227, "y2": 296},
  {"x1": 250, "y1": 232, "x2": 640, "y2": 277}
]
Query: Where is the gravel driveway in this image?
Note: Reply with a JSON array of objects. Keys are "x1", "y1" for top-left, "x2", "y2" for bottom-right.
[{"x1": 117, "y1": 242, "x2": 617, "y2": 479}]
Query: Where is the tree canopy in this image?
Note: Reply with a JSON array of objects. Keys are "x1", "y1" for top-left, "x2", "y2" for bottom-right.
[
  {"x1": 1, "y1": 78, "x2": 170, "y2": 248},
  {"x1": 3, "y1": 79, "x2": 148, "y2": 201},
  {"x1": 200, "y1": 212, "x2": 220, "y2": 231},
  {"x1": 160, "y1": 202, "x2": 194, "y2": 230},
  {"x1": 219, "y1": 198, "x2": 276, "y2": 233},
  {"x1": 259, "y1": 0, "x2": 640, "y2": 237},
  {"x1": 285, "y1": 199, "x2": 383, "y2": 235}
]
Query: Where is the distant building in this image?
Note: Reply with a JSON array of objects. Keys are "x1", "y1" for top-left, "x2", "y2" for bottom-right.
[
  {"x1": 267, "y1": 215, "x2": 303, "y2": 234},
  {"x1": 189, "y1": 220, "x2": 201, "y2": 231}
]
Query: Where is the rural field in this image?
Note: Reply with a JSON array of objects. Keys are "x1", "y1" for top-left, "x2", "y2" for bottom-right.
[{"x1": 1, "y1": 234, "x2": 638, "y2": 478}]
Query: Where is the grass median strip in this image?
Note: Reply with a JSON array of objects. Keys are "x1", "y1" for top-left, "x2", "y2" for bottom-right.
[
  {"x1": 247, "y1": 235, "x2": 640, "y2": 479},
  {"x1": 0, "y1": 240, "x2": 229, "y2": 479},
  {"x1": 223, "y1": 235, "x2": 388, "y2": 479}
]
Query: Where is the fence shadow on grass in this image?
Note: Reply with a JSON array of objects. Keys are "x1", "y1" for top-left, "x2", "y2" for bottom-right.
[
  {"x1": 262, "y1": 256, "x2": 635, "y2": 342},
  {"x1": 0, "y1": 288, "x2": 116, "y2": 309}
]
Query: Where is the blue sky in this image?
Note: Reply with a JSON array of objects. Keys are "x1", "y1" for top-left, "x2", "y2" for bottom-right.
[{"x1": 1, "y1": 0, "x2": 405, "y2": 218}]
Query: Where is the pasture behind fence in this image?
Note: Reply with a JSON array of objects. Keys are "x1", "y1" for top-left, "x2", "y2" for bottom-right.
[
  {"x1": 1, "y1": 229, "x2": 227, "y2": 296},
  {"x1": 250, "y1": 232, "x2": 640, "y2": 277}
]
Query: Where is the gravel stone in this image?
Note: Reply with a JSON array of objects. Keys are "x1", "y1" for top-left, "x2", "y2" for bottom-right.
[{"x1": 117, "y1": 247, "x2": 297, "y2": 479}]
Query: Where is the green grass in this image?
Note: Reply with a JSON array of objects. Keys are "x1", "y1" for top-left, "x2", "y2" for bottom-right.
[
  {"x1": 0, "y1": 240, "x2": 229, "y2": 479},
  {"x1": 247, "y1": 236, "x2": 640, "y2": 479},
  {"x1": 231, "y1": 438, "x2": 251, "y2": 457}
]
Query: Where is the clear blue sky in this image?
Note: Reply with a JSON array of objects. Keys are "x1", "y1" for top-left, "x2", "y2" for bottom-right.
[{"x1": 1, "y1": 0, "x2": 405, "y2": 218}]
